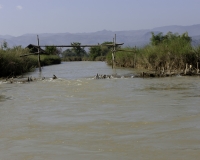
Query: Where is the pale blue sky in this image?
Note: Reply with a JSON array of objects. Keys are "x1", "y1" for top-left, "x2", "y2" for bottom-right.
[{"x1": 0, "y1": 0, "x2": 199, "y2": 36}]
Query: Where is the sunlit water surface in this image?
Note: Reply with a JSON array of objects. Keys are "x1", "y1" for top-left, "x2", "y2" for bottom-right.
[{"x1": 0, "y1": 62, "x2": 200, "y2": 160}]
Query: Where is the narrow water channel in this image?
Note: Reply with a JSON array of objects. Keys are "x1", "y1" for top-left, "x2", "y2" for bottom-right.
[{"x1": 0, "y1": 62, "x2": 200, "y2": 160}]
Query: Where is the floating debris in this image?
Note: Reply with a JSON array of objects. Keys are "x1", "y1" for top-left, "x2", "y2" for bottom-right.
[{"x1": 53, "y1": 75, "x2": 57, "y2": 79}]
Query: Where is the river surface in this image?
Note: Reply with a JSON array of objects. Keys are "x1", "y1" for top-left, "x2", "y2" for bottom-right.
[{"x1": 0, "y1": 61, "x2": 200, "y2": 160}]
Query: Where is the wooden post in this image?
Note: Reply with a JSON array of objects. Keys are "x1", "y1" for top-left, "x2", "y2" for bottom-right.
[
  {"x1": 100, "y1": 43, "x2": 103, "y2": 61},
  {"x1": 162, "y1": 67, "x2": 165, "y2": 74},
  {"x1": 197, "y1": 62, "x2": 199, "y2": 73},
  {"x1": 134, "y1": 46, "x2": 136, "y2": 68},
  {"x1": 113, "y1": 34, "x2": 116, "y2": 69},
  {"x1": 111, "y1": 37, "x2": 115, "y2": 69},
  {"x1": 112, "y1": 38, "x2": 114, "y2": 69},
  {"x1": 185, "y1": 63, "x2": 188, "y2": 74},
  {"x1": 37, "y1": 35, "x2": 41, "y2": 72}
]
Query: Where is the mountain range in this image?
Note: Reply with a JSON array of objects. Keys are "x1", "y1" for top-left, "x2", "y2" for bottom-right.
[{"x1": 1, "y1": 24, "x2": 200, "y2": 48}]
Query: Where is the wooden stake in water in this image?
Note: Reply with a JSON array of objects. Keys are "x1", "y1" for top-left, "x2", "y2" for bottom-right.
[
  {"x1": 134, "y1": 46, "x2": 136, "y2": 68},
  {"x1": 185, "y1": 63, "x2": 188, "y2": 74},
  {"x1": 112, "y1": 34, "x2": 117, "y2": 69},
  {"x1": 112, "y1": 37, "x2": 114, "y2": 69},
  {"x1": 37, "y1": 35, "x2": 41, "y2": 72}
]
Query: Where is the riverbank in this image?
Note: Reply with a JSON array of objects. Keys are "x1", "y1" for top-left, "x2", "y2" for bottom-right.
[
  {"x1": 135, "y1": 69, "x2": 200, "y2": 78},
  {"x1": 106, "y1": 32, "x2": 200, "y2": 76},
  {"x1": 106, "y1": 49, "x2": 200, "y2": 77},
  {"x1": 0, "y1": 47, "x2": 61, "y2": 78}
]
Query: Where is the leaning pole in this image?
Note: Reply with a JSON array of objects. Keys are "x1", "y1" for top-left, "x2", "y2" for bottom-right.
[{"x1": 37, "y1": 35, "x2": 42, "y2": 72}]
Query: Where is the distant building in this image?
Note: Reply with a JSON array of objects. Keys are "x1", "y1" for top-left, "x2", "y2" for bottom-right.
[{"x1": 26, "y1": 44, "x2": 46, "y2": 54}]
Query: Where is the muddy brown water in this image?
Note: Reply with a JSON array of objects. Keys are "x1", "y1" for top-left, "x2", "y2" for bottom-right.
[{"x1": 0, "y1": 62, "x2": 200, "y2": 160}]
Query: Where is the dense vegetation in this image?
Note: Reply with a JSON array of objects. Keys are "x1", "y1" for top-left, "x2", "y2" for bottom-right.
[
  {"x1": 1, "y1": 31, "x2": 199, "y2": 78},
  {"x1": 61, "y1": 42, "x2": 87, "y2": 61},
  {"x1": 61, "y1": 42, "x2": 113, "y2": 61},
  {"x1": 61, "y1": 32, "x2": 200, "y2": 73},
  {"x1": 0, "y1": 43, "x2": 61, "y2": 77},
  {"x1": 106, "y1": 32, "x2": 200, "y2": 72}
]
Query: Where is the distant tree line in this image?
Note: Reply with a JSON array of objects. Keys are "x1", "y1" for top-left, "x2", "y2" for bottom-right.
[
  {"x1": 2, "y1": 31, "x2": 199, "y2": 78},
  {"x1": 61, "y1": 42, "x2": 114, "y2": 61}
]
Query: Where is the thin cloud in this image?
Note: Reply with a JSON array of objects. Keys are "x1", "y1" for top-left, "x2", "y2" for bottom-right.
[
  {"x1": 16, "y1": 5, "x2": 23, "y2": 10},
  {"x1": 0, "y1": 5, "x2": 3, "y2": 9}
]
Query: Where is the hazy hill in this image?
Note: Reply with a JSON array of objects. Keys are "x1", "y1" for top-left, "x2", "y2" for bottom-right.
[{"x1": 1, "y1": 24, "x2": 200, "y2": 48}]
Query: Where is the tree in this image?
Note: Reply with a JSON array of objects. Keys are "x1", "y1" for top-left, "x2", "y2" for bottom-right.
[
  {"x1": 45, "y1": 46, "x2": 61, "y2": 55},
  {"x1": 71, "y1": 42, "x2": 86, "y2": 56},
  {"x1": 89, "y1": 46, "x2": 101, "y2": 60},
  {"x1": 1, "y1": 40, "x2": 8, "y2": 50},
  {"x1": 150, "y1": 32, "x2": 164, "y2": 45},
  {"x1": 150, "y1": 32, "x2": 192, "y2": 46},
  {"x1": 180, "y1": 32, "x2": 192, "y2": 43},
  {"x1": 62, "y1": 49, "x2": 75, "y2": 57},
  {"x1": 101, "y1": 41, "x2": 114, "y2": 55},
  {"x1": 88, "y1": 42, "x2": 113, "y2": 60}
]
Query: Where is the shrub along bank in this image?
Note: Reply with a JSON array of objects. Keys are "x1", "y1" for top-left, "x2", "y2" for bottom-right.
[
  {"x1": 0, "y1": 46, "x2": 61, "y2": 77},
  {"x1": 106, "y1": 32, "x2": 200, "y2": 73}
]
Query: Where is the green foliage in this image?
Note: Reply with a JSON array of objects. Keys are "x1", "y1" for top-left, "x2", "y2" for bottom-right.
[
  {"x1": 1, "y1": 40, "x2": 8, "y2": 50},
  {"x1": 88, "y1": 46, "x2": 101, "y2": 60},
  {"x1": 62, "y1": 56, "x2": 83, "y2": 61},
  {"x1": 45, "y1": 46, "x2": 57, "y2": 55},
  {"x1": 106, "y1": 47, "x2": 138, "y2": 67},
  {"x1": 61, "y1": 41, "x2": 112, "y2": 61},
  {"x1": 0, "y1": 45, "x2": 61, "y2": 77},
  {"x1": 106, "y1": 32, "x2": 199, "y2": 71},
  {"x1": 0, "y1": 47, "x2": 35, "y2": 77},
  {"x1": 150, "y1": 32, "x2": 191, "y2": 46},
  {"x1": 71, "y1": 42, "x2": 86, "y2": 56},
  {"x1": 150, "y1": 32, "x2": 164, "y2": 45},
  {"x1": 61, "y1": 42, "x2": 87, "y2": 60},
  {"x1": 62, "y1": 49, "x2": 76, "y2": 57},
  {"x1": 88, "y1": 42, "x2": 112, "y2": 61},
  {"x1": 29, "y1": 55, "x2": 61, "y2": 66}
]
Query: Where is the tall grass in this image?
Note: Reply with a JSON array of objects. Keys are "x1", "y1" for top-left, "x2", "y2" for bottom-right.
[
  {"x1": 0, "y1": 46, "x2": 61, "y2": 77},
  {"x1": 30, "y1": 55, "x2": 61, "y2": 66},
  {"x1": 106, "y1": 33, "x2": 200, "y2": 71}
]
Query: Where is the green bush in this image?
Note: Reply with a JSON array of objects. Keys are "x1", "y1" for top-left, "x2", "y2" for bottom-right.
[
  {"x1": 0, "y1": 46, "x2": 61, "y2": 77},
  {"x1": 106, "y1": 32, "x2": 199, "y2": 71}
]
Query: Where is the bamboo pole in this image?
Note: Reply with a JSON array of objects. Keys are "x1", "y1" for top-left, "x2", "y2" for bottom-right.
[
  {"x1": 39, "y1": 43, "x2": 124, "y2": 48},
  {"x1": 37, "y1": 35, "x2": 41, "y2": 72},
  {"x1": 134, "y1": 46, "x2": 136, "y2": 68},
  {"x1": 185, "y1": 63, "x2": 188, "y2": 74},
  {"x1": 112, "y1": 37, "x2": 114, "y2": 69},
  {"x1": 114, "y1": 34, "x2": 116, "y2": 68}
]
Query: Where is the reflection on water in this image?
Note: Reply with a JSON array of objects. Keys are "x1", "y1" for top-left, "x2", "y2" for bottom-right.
[{"x1": 0, "y1": 62, "x2": 200, "y2": 160}]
